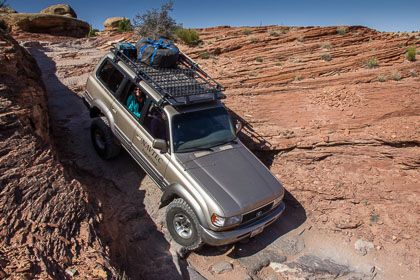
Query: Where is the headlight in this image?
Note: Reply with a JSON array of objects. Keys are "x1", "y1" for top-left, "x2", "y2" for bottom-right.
[
  {"x1": 273, "y1": 196, "x2": 283, "y2": 206},
  {"x1": 211, "y1": 213, "x2": 242, "y2": 227}
]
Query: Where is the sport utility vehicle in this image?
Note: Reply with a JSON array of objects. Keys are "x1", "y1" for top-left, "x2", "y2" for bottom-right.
[{"x1": 82, "y1": 45, "x2": 285, "y2": 249}]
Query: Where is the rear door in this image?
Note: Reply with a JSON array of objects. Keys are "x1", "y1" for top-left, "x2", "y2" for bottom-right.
[{"x1": 96, "y1": 59, "x2": 135, "y2": 149}]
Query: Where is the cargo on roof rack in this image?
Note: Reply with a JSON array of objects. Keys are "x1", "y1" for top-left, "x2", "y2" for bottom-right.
[{"x1": 110, "y1": 44, "x2": 225, "y2": 106}]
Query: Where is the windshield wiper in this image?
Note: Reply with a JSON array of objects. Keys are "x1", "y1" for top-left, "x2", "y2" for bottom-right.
[
  {"x1": 210, "y1": 138, "x2": 238, "y2": 148},
  {"x1": 178, "y1": 146, "x2": 214, "y2": 153}
]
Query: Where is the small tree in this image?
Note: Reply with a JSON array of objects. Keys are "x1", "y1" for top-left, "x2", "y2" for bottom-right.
[{"x1": 133, "y1": 1, "x2": 179, "y2": 39}]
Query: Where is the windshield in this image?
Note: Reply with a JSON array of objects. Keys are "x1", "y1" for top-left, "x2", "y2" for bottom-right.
[{"x1": 172, "y1": 107, "x2": 236, "y2": 153}]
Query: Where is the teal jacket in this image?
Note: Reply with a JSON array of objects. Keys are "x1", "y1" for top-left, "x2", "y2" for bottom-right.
[{"x1": 126, "y1": 94, "x2": 142, "y2": 118}]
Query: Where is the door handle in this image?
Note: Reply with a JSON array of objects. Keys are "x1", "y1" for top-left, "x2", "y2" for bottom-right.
[{"x1": 111, "y1": 107, "x2": 117, "y2": 114}]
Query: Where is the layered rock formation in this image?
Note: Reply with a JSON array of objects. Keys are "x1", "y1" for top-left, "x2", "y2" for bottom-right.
[
  {"x1": 0, "y1": 28, "x2": 115, "y2": 279},
  {"x1": 184, "y1": 25, "x2": 419, "y2": 268},
  {"x1": 103, "y1": 17, "x2": 128, "y2": 31},
  {"x1": 0, "y1": 23, "x2": 418, "y2": 279},
  {"x1": 40, "y1": 4, "x2": 77, "y2": 18},
  {"x1": 1, "y1": 4, "x2": 89, "y2": 38}
]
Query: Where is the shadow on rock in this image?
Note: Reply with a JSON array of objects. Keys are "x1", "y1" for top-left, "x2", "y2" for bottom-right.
[{"x1": 27, "y1": 44, "x2": 189, "y2": 280}]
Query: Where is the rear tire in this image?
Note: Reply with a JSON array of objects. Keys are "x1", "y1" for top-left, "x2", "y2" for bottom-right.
[
  {"x1": 166, "y1": 198, "x2": 203, "y2": 251},
  {"x1": 90, "y1": 117, "x2": 121, "y2": 160}
]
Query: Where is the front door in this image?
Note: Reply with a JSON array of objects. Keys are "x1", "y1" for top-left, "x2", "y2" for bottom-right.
[{"x1": 131, "y1": 103, "x2": 170, "y2": 188}]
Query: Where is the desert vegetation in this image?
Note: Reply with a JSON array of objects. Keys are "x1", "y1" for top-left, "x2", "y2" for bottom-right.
[
  {"x1": 365, "y1": 57, "x2": 379, "y2": 68},
  {"x1": 336, "y1": 26, "x2": 348, "y2": 35},
  {"x1": 87, "y1": 25, "x2": 99, "y2": 37},
  {"x1": 174, "y1": 28, "x2": 200, "y2": 46},
  {"x1": 321, "y1": 53, "x2": 332, "y2": 61},
  {"x1": 117, "y1": 18, "x2": 133, "y2": 33},
  {"x1": 406, "y1": 46, "x2": 416, "y2": 61},
  {"x1": 133, "y1": 1, "x2": 178, "y2": 39}
]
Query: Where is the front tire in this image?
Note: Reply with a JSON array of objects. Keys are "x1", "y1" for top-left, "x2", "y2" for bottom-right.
[
  {"x1": 90, "y1": 117, "x2": 121, "y2": 160},
  {"x1": 166, "y1": 198, "x2": 203, "y2": 250}
]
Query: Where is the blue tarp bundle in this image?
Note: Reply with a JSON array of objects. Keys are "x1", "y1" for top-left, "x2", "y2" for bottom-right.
[{"x1": 136, "y1": 38, "x2": 179, "y2": 68}]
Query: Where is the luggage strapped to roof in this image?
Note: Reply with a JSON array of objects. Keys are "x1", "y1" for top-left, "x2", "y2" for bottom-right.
[
  {"x1": 111, "y1": 41, "x2": 225, "y2": 107},
  {"x1": 138, "y1": 38, "x2": 179, "y2": 67}
]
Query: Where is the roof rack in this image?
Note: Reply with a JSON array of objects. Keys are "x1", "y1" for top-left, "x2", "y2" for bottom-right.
[{"x1": 110, "y1": 45, "x2": 225, "y2": 106}]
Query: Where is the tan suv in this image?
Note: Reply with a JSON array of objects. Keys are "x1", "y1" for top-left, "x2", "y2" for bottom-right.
[{"x1": 82, "y1": 45, "x2": 286, "y2": 250}]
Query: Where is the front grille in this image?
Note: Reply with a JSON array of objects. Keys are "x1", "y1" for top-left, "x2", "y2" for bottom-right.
[{"x1": 242, "y1": 202, "x2": 273, "y2": 224}]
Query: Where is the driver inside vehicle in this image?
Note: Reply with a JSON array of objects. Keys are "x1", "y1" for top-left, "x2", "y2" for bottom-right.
[{"x1": 126, "y1": 87, "x2": 144, "y2": 118}]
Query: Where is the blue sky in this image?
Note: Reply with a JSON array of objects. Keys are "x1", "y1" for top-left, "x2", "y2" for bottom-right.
[{"x1": 7, "y1": 0, "x2": 420, "y2": 32}]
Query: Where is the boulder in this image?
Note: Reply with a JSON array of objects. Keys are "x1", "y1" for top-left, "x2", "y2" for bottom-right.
[
  {"x1": 103, "y1": 17, "x2": 127, "y2": 31},
  {"x1": 0, "y1": 7, "x2": 17, "y2": 14},
  {"x1": 1, "y1": 13, "x2": 90, "y2": 38},
  {"x1": 40, "y1": 4, "x2": 77, "y2": 18}
]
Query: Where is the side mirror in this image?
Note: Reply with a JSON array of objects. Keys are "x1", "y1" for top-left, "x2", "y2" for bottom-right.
[
  {"x1": 235, "y1": 121, "x2": 243, "y2": 135},
  {"x1": 153, "y1": 139, "x2": 168, "y2": 153}
]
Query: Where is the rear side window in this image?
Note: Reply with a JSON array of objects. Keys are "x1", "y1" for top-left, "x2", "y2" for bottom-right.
[{"x1": 97, "y1": 60, "x2": 124, "y2": 94}]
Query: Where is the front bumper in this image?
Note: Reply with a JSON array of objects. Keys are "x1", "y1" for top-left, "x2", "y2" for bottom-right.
[{"x1": 200, "y1": 201, "x2": 286, "y2": 246}]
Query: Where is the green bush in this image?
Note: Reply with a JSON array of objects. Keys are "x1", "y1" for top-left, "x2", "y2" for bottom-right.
[
  {"x1": 174, "y1": 28, "x2": 200, "y2": 46},
  {"x1": 391, "y1": 71, "x2": 401, "y2": 81},
  {"x1": 87, "y1": 26, "x2": 99, "y2": 37},
  {"x1": 198, "y1": 51, "x2": 210, "y2": 59},
  {"x1": 377, "y1": 75, "x2": 386, "y2": 82},
  {"x1": 250, "y1": 37, "x2": 258, "y2": 43},
  {"x1": 320, "y1": 42, "x2": 332, "y2": 49},
  {"x1": 118, "y1": 18, "x2": 133, "y2": 33},
  {"x1": 406, "y1": 46, "x2": 416, "y2": 62},
  {"x1": 255, "y1": 57, "x2": 263, "y2": 63},
  {"x1": 269, "y1": 30, "x2": 281, "y2": 37},
  {"x1": 370, "y1": 213, "x2": 379, "y2": 224},
  {"x1": 321, "y1": 53, "x2": 332, "y2": 61},
  {"x1": 409, "y1": 69, "x2": 418, "y2": 77},
  {"x1": 337, "y1": 27, "x2": 348, "y2": 35},
  {"x1": 365, "y1": 57, "x2": 378, "y2": 69},
  {"x1": 241, "y1": 29, "x2": 252, "y2": 35}
]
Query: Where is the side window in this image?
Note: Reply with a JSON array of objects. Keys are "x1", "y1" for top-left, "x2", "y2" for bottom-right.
[
  {"x1": 97, "y1": 60, "x2": 124, "y2": 94},
  {"x1": 143, "y1": 104, "x2": 168, "y2": 141},
  {"x1": 121, "y1": 80, "x2": 148, "y2": 120}
]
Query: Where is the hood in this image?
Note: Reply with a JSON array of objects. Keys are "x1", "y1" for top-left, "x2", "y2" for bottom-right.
[{"x1": 176, "y1": 144, "x2": 283, "y2": 216}]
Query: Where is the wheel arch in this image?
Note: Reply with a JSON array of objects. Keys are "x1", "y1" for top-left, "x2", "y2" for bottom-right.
[
  {"x1": 90, "y1": 99, "x2": 115, "y2": 133},
  {"x1": 160, "y1": 183, "x2": 208, "y2": 227}
]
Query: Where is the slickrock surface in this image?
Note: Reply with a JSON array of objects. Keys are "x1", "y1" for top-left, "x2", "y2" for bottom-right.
[
  {"x1": 183, "y1": 25, "x2": 420, "y2": 271},
  {"x1": 2, "y1": 25, "x2": 419, "y2": 280}
]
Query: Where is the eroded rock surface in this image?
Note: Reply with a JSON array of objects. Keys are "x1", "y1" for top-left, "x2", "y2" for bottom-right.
[
  {"x1": 0, "y1": 29, "x2": 115, "y2": 279},
  {"x1": 103, "y1": 17, "x2": 128, "y2": 31},
  {"x1": 2, "y1": 13, "x2": 89, "y2": 37},
  {"x1": 2, "y1": 24, "x2": 419, "y2": 280},
  {"x1": 40, "y1": 4, "x2": 77, "y2": 18},
  {"x1": 183, "y1": 26, "x2": 419, "y2": 273}
]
